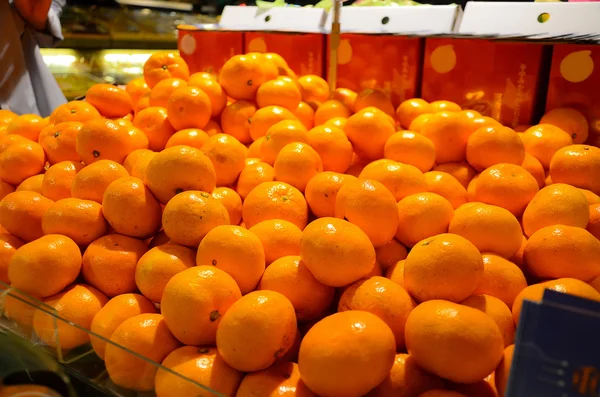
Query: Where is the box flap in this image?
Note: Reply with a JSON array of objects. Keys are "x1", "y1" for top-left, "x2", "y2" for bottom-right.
[
  {"x1": 323, "y1": 5, "x2": 460, "y2": 35},
  {"x1": 219, "y1": 5, "x2": 327, "y2": 33},
  {"x1": 459, "y1": 2, "x2": 600, "y2": 39}
]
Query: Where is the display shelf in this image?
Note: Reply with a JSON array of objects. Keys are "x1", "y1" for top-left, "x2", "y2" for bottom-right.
[{"x1": 0, "y1": 282, "x2": 223, "y2": 397}]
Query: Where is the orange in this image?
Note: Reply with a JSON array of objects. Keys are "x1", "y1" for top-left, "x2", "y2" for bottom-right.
[
  {"x1": 33, "y1": 284, "x2": 107, "y2": 349},
  {"x1": 6, "y1": 114, "x2": 48, "y2": 140},
  {"x1": 448, "y1": 202, "x2": 522, "y2": 258},
  {"x1": 76, "y1": 118, "x2": 135, "y2": 164},
  {"x1": 339, "y1": 276, "x2": 413, "y2": 350},
  {"x1": 324, "y1": 116, "x2": 347, "y2": 129},
  {"x1": 549, "y1": 144, "x2": 600, "y2": 194},
  {"x1": 236, "y1": 361, "x2": 314, "y2": 397},
  {"x1": 520, "y1": 124, "x2": 573, "y2": 168},
  {"x1": 8, "y1": 234, "x2": 81, "y2": 298},
  {"x1": 161, "y1": 265, "x2": 242, "y2": 345},
  {"x1": 0, "y1": 134, "x2": 30, "y2": 154},
  {"x1": 395, "y1": 192, "x2": 454, "y2": 248},
  {"x1": 165, "y1": 128, "x2": 209, "y2": 150},
  {"x1": 305, "y1": 172, "x2": 356, "y2": 218},
  {"x1": 102, "y1": 176, "x2": 162, "y2": 238},
  {"x1": 257, "y1": 78, "x2": 302, "y2": 111},
  {"x1": 149, "y1": 77, "x2": 187, "y2": 108},
  {"x1": 384, "y1": 131, "x2": 436, "y2": 173},
  {"x1": 0, "y1": 191, "x2": 53, "y2": 242},
  {"x1": 116, "y1": 118, "x2": 149, "y2": 151},
  {"x1": 71, "y1": 160, "x2": 129, "y2": 203},
  {"x1": 405, "y1": 300, "x2": 503, "y2": 384},
  {"x1": 433, "y1": 162, "x2": 476, "y2": 188},
  {"x1": 205, "y1": 119, "x2": 222, "y2": 136},
  {"x1": 236, "y1": 161, "x2": 275, "y2": 199},
  {"x1": 420, "y1": 111, "x2": 479, "y2": 164},
  {"x1": 0, "y1": 233, "x2": 23, "y2": 283},
  {"x1": 220, "y1": 100, "x2": 257, "y2": 144},
  {"x1": 331, "y1": 87, "x2": 357, "y2": 110},
  {"x1": 512, "y1": 278, "x2": 600, "y2": 324},
  {"x1": 404, "y1": 233, "x2": 483, "y2": 303},
  {"x1": 50, "y1": 100, "x2": 101, "y2": 124},
  {"x1": 588, "y1": 203, "x2": 600, "y2": 240},
  {"x1": 86, "y1": 84, "x2": 133, "y2": 118},
  {"x1": 132, "y1": 107, "x2": 174, "y2": 151},
  {"x1": 249, "y1": 105, "x2": 297, "y2": 142},
  {"x1": 248, "y1": 219, "x2": 302, "y2": 265},
  {"x1": 216, "y1": 290, "x2": 297, "y2": 371},
  {"x1": 375, "y1": 239, "x2": 408, "y2": 271},
  {"x1": 143, "y1": 52, "x2": 189, "y2": 88},
  {"x1": 135, "y1": 244, "x2": 196, "y2": 303},
  {"x1": 261, "y1": 119, "x2": 309, "y2": 165},
  {"x1": 466, "y1": 126, "x2": 525, "y2": 171},
  {"x1": 187, "y1": 76, "x2": 227, "y2": 118},
  {"x1": 580, "y1": 188, "x2": 600, "y2": 205},
  {"x1": 166, "y1": 86, "x2": 212, "y2": 131},
  {"x1": 354, "y1": 88, "x2": 396, "y2": 118},
  {"x1": 274, "y1": 142, "x2": 323, "y2": 192},
  {"x1": 294, "y1": 101, "x2": 315, "y2": 130},
  {"x1": 125, "y1": 77, "x2": 150, "y2": 104},
  {"x1": 298, "y1": 311, "x2": 396, "y2": 397},
  {"x1": 524, "y1": 225, "x2": 600, "y2": 281},
  {"x1": 430, "y1": 100, "x2": 461, "y2": 112},
  {"x1": 396, "y1": 98, "x2": 433, "y2": 129},
  {"x1": 187, "y1": 71, "x2": 215, "y2": 85},
  {"x1": 314, "y1": 100, "x2": 352, "y2": 126},
  {"x1": 335, "y1": 178, "x2": 399, "y2": 247},
  {"x1": 0, "y1": 109, "x2": 17, "y2": 126},
  {"x1": 82, "y1": 234, "x2": 148, "y2": 297},
  {"x1": 297, "y1": 75, "x2": 329, "y2": 108},
  {"x1": 495, "y1": 345, "x2": 514, "y2": 397},
  {"x1": 196, "y1": 225, "x2": 265, "y2": 294},
  {"x1": 144, "y1": 145, "x2": 216, "y2": 204},
  {"x1": 474, "y1": 164, "x2": 539, "y2": 216},
  {"x1": 424, "y1": 171, "x2": 468, "y2": 209},
  {"x1": 521, "y1": 152, "x2": 545, "y2": 188},
  {"x1": 134, "y1": 91, "x2": 151, "y2": 113},
  {"x1": 243, "y1": 181, "x2": 308, "y2": 229},
  {"x1": 2, "y1": 288, "x2": 39, "y2": 331},
  {"x1": 41, "y1": 198, "x2": 107, "y2": 246},
  {"x1": 0, "y1": 180, "x2": 15, "y2": 199},
  {"x1": 307, "y1": 125, "x2": 353, "y2": 173},
  {"x1": 344, "y1": 109, "x2": 395, "y2": 161},
  {"x1": 219, "y1": 54, "x2": 267, "y2": 100},
  {"x1": 156, "y1": 346, "x2": 244, "y2": 397},
  {"x1": 15, "y1": 174, "x2": 42, "y2": 193},
  {"x1": 201, "y1": 134, "x2": 247, "y2": 186},
  {"x1": 105, "y1": 313, "x2": 180, "y2": 391},
  {"x1": 41, "y1": 160, "x2": 83, "y2": 201},
  {"x1": 522, "y1": 183, "x2": 589, "y2": 237},
  {"x1": 510, "y1": 235, "x2": 527, "y2": 269},
  {"x1": 123, "y1": 149, "x2": 156, "y2": 179},
  {"x1": 540, "y1": 107, "x2": 589, "y2": 144},
  {"x1": 300, "y1": 217, "x2": 376, "y2": 287},
  {"x1": 162, "y1": 189, "x2": 230, "y2": 246},
  {"x1": 473, "y1": 253, "x2": 527, "y2": 308},
  {"x1": 0, "y1": 141, "x2": 45, "y2": 185},
  {"x1": 367, "y1": 353, "x2": 445, "y2": 397},
  {"x1": 408, "y1": 113, "x2": 433, "y2": 133},
  {"x1": 212, "y1": 187, "x2": 243, "y2": 225},
  {"x1": 38, "y1": 121, "x2": 82, "y2": 164},
  {"x1": 90, "y1": 293, "x2": 156, "y2": 359},
  {"x1": 360, "y1": 159, "x2": 427, "y2": 201},
  {"x1": 259, "y1": 255, "x2": 334, "y2": 322},
  {"x1": 461, "y1": 294, "x2": 515, "y2": 347}
]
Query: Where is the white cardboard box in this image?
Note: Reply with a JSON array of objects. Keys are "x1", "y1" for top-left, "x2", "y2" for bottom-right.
[{"x1": 219, "y1": 5, "x2": 327, "y2": 33}]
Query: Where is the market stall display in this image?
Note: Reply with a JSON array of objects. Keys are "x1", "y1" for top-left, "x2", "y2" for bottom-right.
[{"x1": 1, "y1": 2, "x2": 600, "y2": 396}]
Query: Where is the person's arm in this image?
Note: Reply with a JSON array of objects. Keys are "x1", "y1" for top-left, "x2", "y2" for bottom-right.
[{"x1": 12, "y1": 0, "x2": 52, "y2": 31}]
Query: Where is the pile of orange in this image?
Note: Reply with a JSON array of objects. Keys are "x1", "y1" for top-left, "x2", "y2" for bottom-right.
[{"x1": 1, "y1": 50, "x2": 600, "y2": 397}]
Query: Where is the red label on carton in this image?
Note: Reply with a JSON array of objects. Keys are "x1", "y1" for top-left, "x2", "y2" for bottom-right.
[
  {"x1": 422, "y1": 38, "x2": 545, "y2": 128},
  {"x1": 546, "y1": 44, "x2": 600, "y2": 136},
  {"x1": 328, "y1": 34, "x2": 421, "y2": 108},
  {"x1": 245, "y1": 32, "x2": 324, "y2": 77},
  {"x1": 178, "y1": 29, "x2": 243, "y2": 75}
]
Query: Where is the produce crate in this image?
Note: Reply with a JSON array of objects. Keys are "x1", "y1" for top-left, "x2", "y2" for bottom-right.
[{"x1": 0, "y1": 282, "x2": 222, "y2": 397}]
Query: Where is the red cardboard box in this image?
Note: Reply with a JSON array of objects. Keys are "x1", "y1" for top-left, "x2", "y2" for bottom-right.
[
  {"x1": 422, "y1": 38, "x2": 546, "y2": 128},
  {"x1": 546, "y1": 44, "x2": 600, "y2": 136},
  {"x1": 245, "y1": 32, "x2": 325, "y2": 77},
  {"x1": 177, "y1": 26, "x2": 243, "y2": 75}
]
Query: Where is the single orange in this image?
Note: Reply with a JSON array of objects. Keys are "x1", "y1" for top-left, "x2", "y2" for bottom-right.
[
  {"x1": 6, "y1": 114, "x2": 48, "y2": 141},
  {"x1": 71, "y1": 159, "x2": 129, "y2": 203},
  {"x1": 297, "y1": 75, "x2": 329, "y2": 108},
  {"x1": 408, "y1": 113, "x2": 433, "y2": 133},
  {"x1": 50, "y1": 100, "x2": 101, "y2": 124},
  {"x1": 41, "y1": 160, "x2": 83, "y2": 201},
  {"x1": 125, "y1": 77, "x2": 151, "y2": 105},
  {"x1": 466, "y1": 126, "x2": 525, "y2": 172},
  {"x1": 314, "y1": 100, "x2": 352, "y2": 126},
  {"x1": 236, "y1": 161, "x2": 275, "y2": 200},
  {"x1": 0, "y1": 141, "x2": 45, "y2": 185},
  {"x1": 521, "y1": 124, "x2": 573, "y2": 168},
  {"x1": 360, "y1": 159, "x2": 427, "y2": 201},
  {"x1": 0, "y1": 191, "x2": 53, "y2": 242},
  {"x1": 396, "y1": 98, "x2": 433, "y2": 129},
  {"x1": 305, "y1": 172, "x2": 356, "y2": 218},
  {"x1": 41, "y1": 198, "x2": 108, "y2": 246},
  {"x1": 549, "y1": 144, "x2": 600, "y2": 194},
  {"x1": 248, "y1": 219, "x2": 302, "y2": 265},
  {"x1": 433, "y1": 162, "x2": 476, "y2": 188},
  {"x1": 395, "y1": 192, "x2": 454, "y2": 248},
  {"x1": 521, "y1": 152, "x2": 546, "y2": 188},
  {"x1": 76, "y1": 118, "x2": 135, "y2": 165},
  {"x1": 384, "y1": 131, "x2": 436, "y2": 173},
  {"x1": 430, "y1": 100, "x2": 461, "y2": 112},
  {"x1": 474, "y1": 253, "x2": 527, "y2": 308},
  {"x1": 249, "y1": 105, "x2": 297, "y2": 142},
  {"x1": 541, "y1": 107, "x2": 589, "y2": 144},
  {"x1": 86, "y1": 84, "x2": 133, "y2": 118},
  {"x1": 461, "y1": 294, "x2": 515, "y2": 347},
  {"x1": 132, "y1": 106, "x2": 175, "y2": 151},
  {"x1": 294, "y1": 101, "x2": 315, "y2": 130},
  {"x1": 424, "y1": 171, "x2": 468, "y2": 209},
  {"x1": 38, "y1": 121, "x2": 82, "y2": 164},
  {"x1": 256, "y1": 78, "x2": 302, "y2": 111},
  {"x1": 420, "y1": 111, "x2": 477, "y2": 164},
  {"x1": 149, "y1": 77, "x2": 188, "y2": 108},
  {"x1": 166, "y1": 86, "x2": 212, "y2": 131},
  {"x1": 212, "y1": 187, "x2": 243, "y2": 225},
  {"x1": 242, "y1": 181, "x2": 308, "y2": 229},
  {"x1": 261, "y1": 119, "x2": 309, "y2": 165},
  {"x1": 188, "y1": 76, "x2": 227, "y2": 118},
  {"x1": 143, "y1": 51, "x2": 190, "y2": 88},
  {"x1": 219, "y1": 54, "x2": 267, "y2": 100},
  {"x1": 220, "y1": 100, "x2": 257, "y2": 144},
  {"x1": 274, "y1": 142, "x2": 323, "y2": 192},
  {"x1": 344, "y1": 109, "x2": 395, "y2": 161},
  {"x1": 307, "y1": 125, "x2": 353, "y2": 174},
  {"x1": 202, "y1": 134, "x2": 247, "y2": 186},
  {"x1": 331, "y1": 87, "x2": 357, "y2": 110}
]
